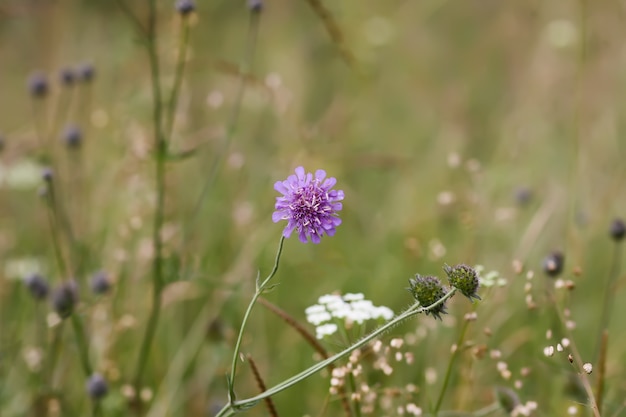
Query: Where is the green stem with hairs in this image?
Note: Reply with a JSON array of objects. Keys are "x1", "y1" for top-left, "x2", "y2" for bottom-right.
[
  {"x1": 217, "y1": 289, "x2": 457, "y2": 417},
  {"x1": 228, "y1": 236, "x2": 285, "y2": 400}
]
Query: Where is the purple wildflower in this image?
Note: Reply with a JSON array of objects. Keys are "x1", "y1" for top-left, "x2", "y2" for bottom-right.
[{"x1": 272, "y1": 166, "x2": 344, "y2": 244}]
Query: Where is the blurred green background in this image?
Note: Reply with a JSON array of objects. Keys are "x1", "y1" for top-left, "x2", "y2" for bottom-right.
[{"x1": 1, "y1": 0, "x2": 626, "y2": 416}]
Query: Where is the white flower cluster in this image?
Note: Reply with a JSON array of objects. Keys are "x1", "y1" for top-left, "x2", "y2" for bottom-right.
[
  {"x1": 475, "y1": 265, "x2": 507, "y2": 287},
  {"x1": 305, "y1": 293, "x2": 395, "y2": 339}
]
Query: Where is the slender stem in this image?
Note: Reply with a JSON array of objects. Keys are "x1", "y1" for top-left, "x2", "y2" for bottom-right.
[
  {"x1": 228, "y1": 236, "x2": 285, "y2": 397},
  {"x1": 164, "y1": 15, "x2": 191, "y2": 140},
  {"x1": 548, "y1": 292, "x2": 600, "y2": 417},
  {"x1": 433, "y1": 314, "x2": 471, "y2": 416},
  {"x1": 216, "y1": 289, "x2": 457, "y2": 417},
  {"x1": 595, "y1": 330, "x2": 608, "y2": 415},
  {"x1": 595, "y1": 241, "x2": 622, "y2": 358},
  {"x1": 188, "y1": 8, "x2": 260, "y2": 225},
  {"x1": 70, "y1": 314, "x2": 92, "y2": 376},
  {"x1": 133, "y1": 0, "x2": 167, "y2": 396}
]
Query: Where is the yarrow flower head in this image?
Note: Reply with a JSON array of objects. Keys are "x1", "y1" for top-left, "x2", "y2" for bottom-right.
[
  {"x1": 407, "y1": 274, "x2": 448, "y2": 320},
  {"x1": 273, "y1": 166, "x2": 344, "y2": 244},
  {"x1": 444, "y1": 263, "x2": 481, "y2": 301}
]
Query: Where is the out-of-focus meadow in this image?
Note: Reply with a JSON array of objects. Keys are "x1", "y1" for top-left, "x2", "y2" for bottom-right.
[{"x1": 1, "y1": 0, "x2": 626, "y2": 416}]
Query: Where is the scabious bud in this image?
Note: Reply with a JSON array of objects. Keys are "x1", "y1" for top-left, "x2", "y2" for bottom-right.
[
  {"x1": 407, "y1": 274, "x2": 448, "y2": 320},
  {"x1": 42, "y1": 167, "x2": 54, "y2": 183},
  {"x1": 175, "y1": 0, "x2": 195, "y2": 15},
  {"x1": 542, "y1": 251, "x2": 564, "y2": 278},
  {"x1": 25, "y1": 273, "x2": 49, "y2": 300},
  {"x1": 28, "y1": 72, "x2": 49, "y2": 98},
  {"x1": 62, "y1": 124, "x2": 82, "y2": 149},
  {"x1": 59, "y1": 67, "x2": 76, "y2": 87},
  {"x1": 444, "y1": 264, "x2": 481, "y2": 301},
  {"x1": 248, "y1": 0, "x2": 263, "y2": 13},
  {"x1": 78, "y1": 62, "x2": 95, "y2": 83},
  {"x1": 610, "y1": 218, "x2": 625, "y2": 241},
  {"x1": 90, "y1": 271, "x2": 111, "y2": 295},
  {"x1": 86, "y1": 373, "x2": 108, "y2": 400},
  {"x1": 52, "y1": 281, "x2": 78, "y2": 318}
]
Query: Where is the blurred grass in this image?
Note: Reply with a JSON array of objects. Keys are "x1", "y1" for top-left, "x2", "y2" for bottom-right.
[{"x1": 1, "y1": 0, "x2": 626, "y2": 416}]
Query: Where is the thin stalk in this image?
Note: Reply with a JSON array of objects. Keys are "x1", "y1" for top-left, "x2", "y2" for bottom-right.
[
  {"x1": 433, "y1": 314, "x2": 472, "y2": 416},
  {"x1": 228, "y1": 236, "x2": 285, "y2": 398},
  {"x1": 595, "y1": 330, "x2": 608, "y2": 415},
  {"x1": 595, "y1": 241, "x2": 623, "y2": 358},
  {"x1": 188, "y1": 8, "x2": 260, "y2": 226},
  {"x1": 247, "y1": 355, "x2": 279, "y2": 417},
  {"x1": 216, "y1": 289, "x2": 457, "y2": 417},
  {"x1": 164, "y1": 15, "x2": 191, "y2": 140},
  {"x1": 346, "y1": 370, "x2": 361, "y2": 417},
  {"x1": 70, "y1": 314, "x2": 92, "y2": 376},
  {"x1": 548, "y1": 292, "x2": 600, "y2": 417},
  {"x1": 133, "y1": 0, "x2": 167, "y2": 396}
]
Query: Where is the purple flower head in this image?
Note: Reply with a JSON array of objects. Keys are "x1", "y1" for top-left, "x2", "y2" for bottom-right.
[{"x1": 273, "y1": 166, "x2": 344, "y2": 244}]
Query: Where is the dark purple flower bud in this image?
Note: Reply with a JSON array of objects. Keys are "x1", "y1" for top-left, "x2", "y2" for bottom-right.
[
  {"x1": 248, "y1": 0, "x2": 263, "y2": 13},
  {"x1": 407, "y1": 274, "x2": 448, "y2": 320},
  {"x1": 175, "y1": 0, "x2": 195, "y2": 15},
  {"x1": 543, "y1": 251, "x2": 564, "y2": 278},
  {"x1": 86, "y1": 373, "x2": 108, "y2": 400},
  {"x1": 51, "y1": 281, "x2": 79, "y2": 318},
  {"x1": 25, "y1": 273, "x2": 49, "y2": 300},
  {"x1": 62, "y1": 124, "x2": 82, "y2": 149},
  {"x1": 514, "y1": 187, "x2": 532, "y2": 206},
  {"x1": 91, "y1": 271, "x2": 111, "y2": 295},
  {"x1": 42, "y1": 168, "x2": 54, "y2": 182},
  {"x1": 610, "y1": 218, "x2": 625, "y2": 241},
  {"x1": 59, "y1": 67, "x2": 76, "y2": 87},
  {"x1": 28, "y1": 72, "x2": 49, "y2": 98},
  {"x1": 78, "y1": 63, "x2": 95, "y2": 83}
]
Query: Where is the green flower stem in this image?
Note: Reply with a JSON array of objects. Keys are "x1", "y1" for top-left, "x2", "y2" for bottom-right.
[
  {"x1": 433, "y1": 310, "x2": 472, "y2": 416},
  {"x1": 596, "y1": 240, "x2": 623, "y2": 356},
  {"x1": 217, "y1": 289, "x2": 457, "y2": 417},
  {"x1": 133, "y1": 0, "x2": 167, "y2": 397},
  {"x1": 228, "y1": 236, "x2": 285, "y2": 398}
]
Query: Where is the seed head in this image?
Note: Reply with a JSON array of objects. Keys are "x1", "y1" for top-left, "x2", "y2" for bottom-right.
[
  {"x1": 24, "y1": 273, "x2": 49, "y2": 300},
  {"x1": 610, "y1": 218, "x2": 625, "y2": 241},
  {"x1": 28, "y1": 72, "x2": 49, "y2": 98},
  {"x1": 86, "y1": 373, "x2": 108, "y2": 400},
  {"x1": 443, "y1": 263, "x2": 481, "y2": 301},
  {"x1": 272, "y1": 166, "x2": 344, "y2": 244},
  {"x1": 407, "y1": 274, "x2": 448, "y2": 320},
  {"x1": 175, "y1": 0, "x2": 195, "y2": 15},
  {"x1": 51, "y1": 281, "x2": 79, "y2": 319},
  {"x1": 543, "y1": 251, "x2": 564, "y2": 278}
]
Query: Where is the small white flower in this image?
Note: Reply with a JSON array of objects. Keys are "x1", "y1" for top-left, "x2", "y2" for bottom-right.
[
  {"x1": 544, "y1": 346, "x2": 555, "y2": 357},
  {"x1": 318, "y1": 294, "x2": 342, "y2": 304},
  {"x1": 306, "y1": 311, "x2": 332, "y2": 326},
  {"x1": 343, "y1": 292, "x2": 364, "y2": 301},
  {"x1": 316, "y1": 323, "x2": 338, "y2": 339},
  {"x1": 582, "y1": 363, "x2": 592, "y2": 374}
]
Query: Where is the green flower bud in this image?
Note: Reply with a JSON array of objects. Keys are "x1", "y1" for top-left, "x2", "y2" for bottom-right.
[
  {"x1": 444, "y1": 264, "x2": 481, "y2": 301},
  {"x1": 407, "y1": 274, "x2": 448, "y2": 320}
]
